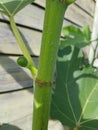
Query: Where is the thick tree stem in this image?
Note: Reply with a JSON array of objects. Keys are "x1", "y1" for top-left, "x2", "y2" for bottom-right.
[{"x1": 32, "y1": 0, "x2": 68, "y2": 130}]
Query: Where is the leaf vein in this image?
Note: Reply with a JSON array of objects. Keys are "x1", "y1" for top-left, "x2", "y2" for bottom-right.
[
  {"x1": 0, "y1": 1, "x2": 11, "y2": 16},
  {"x1": 78, "y1": 82, "x2": 98, "y2": 122},
  {"x1": 81, "y1": 125, "x2": 98, "y2": 130},
  {"x1": 65, "y1": 82, "x2": 77, "y2": 123},
  {"x1": 52, "y1": 101, "x2": 75, "y2": 124}
]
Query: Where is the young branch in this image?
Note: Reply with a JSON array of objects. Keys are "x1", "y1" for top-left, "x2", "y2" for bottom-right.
[{"x1": 9, "y1": 16, "x2": 37, "y2": 77}]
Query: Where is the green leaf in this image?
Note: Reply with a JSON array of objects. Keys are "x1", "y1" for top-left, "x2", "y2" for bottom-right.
[
  {"x1": 50, "y1": 45, "x2": 98, "y2": 130},
  {"x1": 61, "y1": 25, "x2": 91, "y2": 49},
  {"x1": 62, "y1": 25, "x2": 82, "y2": 36},
  {"x1": 82, "y1": 25, "x2": 91, "y2": 42},
  {"x1": 0, "y1": 0, "x2": 34, "y2": 16},
  {"x1": 17, "y1": 56, "x2": 28, "y2": 67}
]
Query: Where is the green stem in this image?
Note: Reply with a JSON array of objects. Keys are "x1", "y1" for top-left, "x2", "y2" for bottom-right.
[
  {"x1": 9, "y1": 16, "x2": 37, "y2": 77},
  {"x1": 88, "y1": 0, "x2": 98, "y2": 64},
  {"x1": 32, "y1": 0, "x2": 68, "y2": 130}
]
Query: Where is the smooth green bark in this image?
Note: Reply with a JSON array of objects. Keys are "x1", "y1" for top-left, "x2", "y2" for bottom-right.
[{"x1": 32, "y1": 0, "x2": 68, "y2": 130}]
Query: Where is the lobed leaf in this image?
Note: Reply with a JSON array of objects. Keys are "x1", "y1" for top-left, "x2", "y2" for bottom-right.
[
  {"x1": 50, "y1": 44, "x2": 98, "y2": 130},
  {"x1": 61, "y1": 25, "x2": 91, "y2": 49}
]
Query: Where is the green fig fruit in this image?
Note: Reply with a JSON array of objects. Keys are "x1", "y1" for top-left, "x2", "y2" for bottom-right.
[{"x1": 17, "y1": 56, "x2": 28, "y2": 67}]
